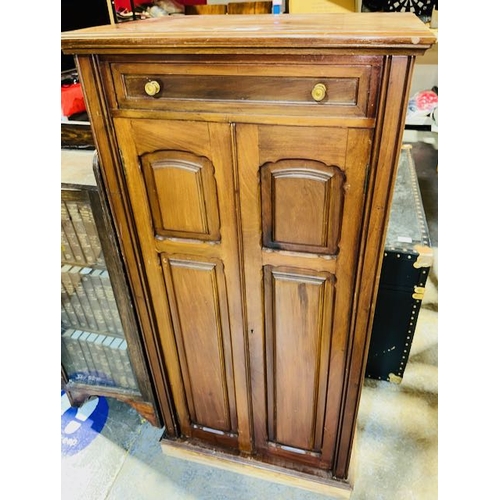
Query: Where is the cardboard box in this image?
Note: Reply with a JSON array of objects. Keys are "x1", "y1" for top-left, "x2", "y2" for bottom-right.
[{"x1": 288, "y1": 0, "x2": 361, "y2": 13}]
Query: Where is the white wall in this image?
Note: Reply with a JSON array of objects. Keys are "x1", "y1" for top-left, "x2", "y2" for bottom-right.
[{"x1": 411, "y1": 33, "x2": 438, "y2": 94}]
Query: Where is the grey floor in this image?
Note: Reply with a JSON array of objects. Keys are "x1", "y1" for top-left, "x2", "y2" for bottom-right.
[
  {"x1": 61, "y1": 396, "x2": 341, "y2": 500},
  {"x1": 61, "y1": 137, "x2": 438, "y2": 500}
]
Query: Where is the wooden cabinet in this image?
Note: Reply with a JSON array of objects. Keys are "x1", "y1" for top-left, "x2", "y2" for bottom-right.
[{"x1": 62, "y1": 12, "x2": 435, "y2": 491}]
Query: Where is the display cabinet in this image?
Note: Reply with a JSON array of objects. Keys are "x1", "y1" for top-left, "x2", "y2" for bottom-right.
[
  {"x1": 61, "y1": 149, "x2": 161, "y2": 427},
  {"x1": 62, "y1": 13, "x2": 435, "y2": 495}
]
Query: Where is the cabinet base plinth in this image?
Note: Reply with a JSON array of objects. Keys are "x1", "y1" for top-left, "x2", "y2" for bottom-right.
[
  {"x1": 160, "y1": 437, "x2": 353, "y2": 499},
  {"x1": 64, "y1": 381, "x2": 160, "y2": 427}
]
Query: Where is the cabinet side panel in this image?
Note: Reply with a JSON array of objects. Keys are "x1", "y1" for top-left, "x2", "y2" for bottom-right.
[
  {"x1": 75, "y1": 56, "x2": 176, "y2": 432},
  {"x1": 334, "y1": 57, "x2": 415, "y2": 479}
]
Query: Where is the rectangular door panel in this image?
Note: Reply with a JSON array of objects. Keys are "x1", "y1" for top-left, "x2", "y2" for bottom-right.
[
  {"x1": 264, "y1": 266, "x2": 335, "y2": 453},
  {"x1": 162, "y1": 255, "x2": 237, "y2": 434}
]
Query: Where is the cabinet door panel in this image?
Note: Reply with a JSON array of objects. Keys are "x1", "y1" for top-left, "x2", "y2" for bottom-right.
[
  {"x1": 162, "y1": 255, "x2": 237, "y2": 433},
  {"x1": 264, "y1": 266, "x2": 335, "y2": 453},
  {"x1": 237, "y1": 124, "x2": 372, "y2": 470},
  {"x1": 113, "y1": 118, "x2": 250, "y2": 451},
  {"x1": 141, "y1": 150, "x2": 220, "y2": 241},
  {"x1": 261, "y1": 159, "x2": 345, "y2": 254}
]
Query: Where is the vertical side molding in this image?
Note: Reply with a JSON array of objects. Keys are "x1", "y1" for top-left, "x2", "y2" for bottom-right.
[
  {"x1": 333, "y1": 55, "x2": 416, "y2": 479},
  {"x1": 75, "y1": 54, "x2": 179, "y2": 437}
]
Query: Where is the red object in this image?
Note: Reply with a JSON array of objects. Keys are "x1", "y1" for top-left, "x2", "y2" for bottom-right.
[
  {"x1": 414, "y1": 90, "x2": 438, "y2": 113},
  {"x1": 113, "y1": 0, "x2": 151, "y2": 10},
  {"x1": 114, "y1": 0, "x2": 206, "y2": 9},
  {"x1": 61, "y1": 83, "x2": 86, "y2": 117}
]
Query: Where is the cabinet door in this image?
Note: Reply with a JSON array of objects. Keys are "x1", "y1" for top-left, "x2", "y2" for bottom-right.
[
  {"x1": 237, "y1": 124, "x2": 372, "y2": 470},
  {"x1": 113, "y1": 118, "x2": 251, "y2": 452}
]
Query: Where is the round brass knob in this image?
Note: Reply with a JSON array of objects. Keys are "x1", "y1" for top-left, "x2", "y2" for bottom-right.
[
  {"x1": 311, "y1": 83, "x2": 327, "y2": 102},
  {"x1": 144, "y1": 80, "x2": 161, "y2": 97}
]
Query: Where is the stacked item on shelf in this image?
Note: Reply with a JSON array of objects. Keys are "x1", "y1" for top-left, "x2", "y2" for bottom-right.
[{"x1": 61, "y1": 191, "x2": 138, "y2": 391}]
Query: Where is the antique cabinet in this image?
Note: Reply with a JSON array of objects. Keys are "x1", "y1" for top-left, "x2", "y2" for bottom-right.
[
  {"x1": 61, "y1": 149, "x2": 161, "y2": 426},
  {"x1": 61, "y1": 13, "x2": 435, "y2": 493}
]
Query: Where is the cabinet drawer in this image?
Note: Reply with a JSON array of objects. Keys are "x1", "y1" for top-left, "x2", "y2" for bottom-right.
[{"x1": 108, "y1": 59, "x2": 380, "y2": 118}]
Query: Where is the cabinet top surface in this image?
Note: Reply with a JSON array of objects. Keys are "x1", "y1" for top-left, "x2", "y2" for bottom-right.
[
  {"x1": 61, "y1": 149, "x2": 97, "y2": 187},
  {"x1": 61, "y1": 13, "x2": 436, "y2": 54}
]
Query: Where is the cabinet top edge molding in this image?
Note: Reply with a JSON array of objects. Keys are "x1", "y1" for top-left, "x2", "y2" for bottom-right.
[{"x1": 61, "y1": 13, "x2": 436, "y2": 55}]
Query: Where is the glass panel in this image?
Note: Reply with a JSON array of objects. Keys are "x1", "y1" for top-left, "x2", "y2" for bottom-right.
[{"x1": 61, "y1": 195, "x2": 138, "y2": 391}]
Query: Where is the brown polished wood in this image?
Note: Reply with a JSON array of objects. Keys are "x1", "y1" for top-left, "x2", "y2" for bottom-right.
[
  {"x1": 61, "y1": 121, "x2": 95, "y2": 149},
  {"x1": 61, "y1": 13, "x2": 435, "y2": 53},
  {"x1": 62, "y1": 12, "x2": 436, "y2": 488},
  {"x1": 227, "y1": 2, "x2": 272, "y2": 14},
  {"x1": 185, "y1": 5, "x2": 227, "y2": 15}
]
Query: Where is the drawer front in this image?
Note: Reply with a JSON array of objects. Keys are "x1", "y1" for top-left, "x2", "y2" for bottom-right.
[{"x1": 107, "y1": 58, "x2": 381, "y2": 119}]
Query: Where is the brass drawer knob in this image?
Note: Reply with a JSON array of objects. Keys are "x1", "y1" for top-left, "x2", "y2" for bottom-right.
[
  {"x1": 144, "y1": 80, "x2": 161, "y2": 96},
  {"x1": 311, "y1": 83, "x2": 327, "y2": 102}
]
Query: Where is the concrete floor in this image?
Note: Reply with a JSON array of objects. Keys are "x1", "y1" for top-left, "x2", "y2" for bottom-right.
[
  {"x1": 61, "y1": 395, "x2": 344, "y2": 500},
  {"x1": 61, "y1": 137, "x2": 438, "y2": 500}
]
